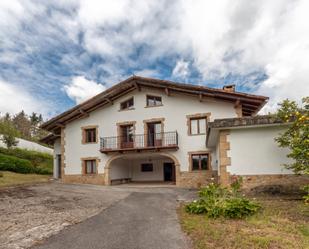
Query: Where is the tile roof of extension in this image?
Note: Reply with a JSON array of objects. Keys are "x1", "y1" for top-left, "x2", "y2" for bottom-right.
[
  {"x1": 208, "y1": 115, "x2": 284, "y2": 129},
  {"x1": 41, "y1": 75, "x2": 269, "y2": 132}
]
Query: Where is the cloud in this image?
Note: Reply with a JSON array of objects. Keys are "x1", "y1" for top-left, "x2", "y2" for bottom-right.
[
  {"x1": 64, "y1": 76, "x2": 106, "y2": 104},
  {"x1": 0, "y1": 0, "x2": 308, "y2": 116},
  {"x1": 172, "y1": 60, "x2": 189, "y2": 80},
  {"x1": 0, "y1": 79, "x2": 44, "y2": 115}
]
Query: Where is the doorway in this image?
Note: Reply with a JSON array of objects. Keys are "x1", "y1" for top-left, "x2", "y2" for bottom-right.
[
  {"x1": 120, "y1": 124, "x2": 134, "y2": 148},
  {"x1": 163, "y1": 162, "x2": 175, "y2": 182},
  {"x1": 147, "y1": 122, "x2": 162, "y2": 147},
  {"x1": 56, "y1": 154, "x2": 61, "y2": 178}
]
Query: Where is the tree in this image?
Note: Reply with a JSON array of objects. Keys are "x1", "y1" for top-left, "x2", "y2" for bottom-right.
[
  {"x1": 275, "y1": 97, "x2": 309, "y2": 175},
  {"x1": 0, "y1": 120, "x2": 19, "y2": 148},
  {"x1": 12, "y1": 110, "x2": 31, "y2": 138}
]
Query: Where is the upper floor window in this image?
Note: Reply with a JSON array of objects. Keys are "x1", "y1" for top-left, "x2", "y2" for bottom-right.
[
  {"x1": 84, "y1": 159, "x2": 97, "y2": 174},
  {"x1": 120, "y1": 97, "x2": 134, "y2": 110},
  {"x1": 190, "y1": 117, "x2": 206, "y2": 135},
  {"x1": 146, "y1": 95, "x2": 162, "y2": 107},
  {"x1": 82, "y1": 126, "x2": 98, "y2": 144},
  {"x1": 191, "y1": 153, "x2": 209, "y2": 171}
]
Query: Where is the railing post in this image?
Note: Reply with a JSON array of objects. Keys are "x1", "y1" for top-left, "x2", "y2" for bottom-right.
[{"x1": 176, "y1": 131, "x2": 178, "y2": 145}]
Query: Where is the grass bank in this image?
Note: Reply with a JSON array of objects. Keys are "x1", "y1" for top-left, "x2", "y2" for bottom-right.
[
  {"x1": 179, "y1": 197, "x2": 309, "y2": 249},
  {"x1": 0, "y1": 171, "x2": 50, "y2": 187}
]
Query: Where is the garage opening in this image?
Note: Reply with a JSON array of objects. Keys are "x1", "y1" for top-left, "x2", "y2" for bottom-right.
[{"x1": 108, "y1": 153, "x2": 177, "y2": 185}]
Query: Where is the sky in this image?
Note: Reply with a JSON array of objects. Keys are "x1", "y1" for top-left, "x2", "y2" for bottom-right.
[{"x1": 0, "y1": 0, "x2": 308, "y2": 119}]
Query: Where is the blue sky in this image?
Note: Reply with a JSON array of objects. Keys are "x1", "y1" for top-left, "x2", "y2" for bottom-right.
[{"x1": 0, "y1": 0, "x2": 308, "y2": 119}]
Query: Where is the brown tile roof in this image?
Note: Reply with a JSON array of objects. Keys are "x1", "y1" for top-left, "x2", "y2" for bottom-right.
[{"x1": 41, "y1": 76, "x2": 268, "y2": 131}]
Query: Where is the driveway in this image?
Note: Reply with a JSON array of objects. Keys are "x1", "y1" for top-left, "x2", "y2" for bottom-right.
[{"x1": 0, "y1": 182, "x2": 194, "y2": 249}]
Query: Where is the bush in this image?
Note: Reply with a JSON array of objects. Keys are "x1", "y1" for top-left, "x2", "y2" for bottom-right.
[
  {"x1": 0, "y1": 153, "x2": 35, "y2": 173},
  {"x1": 0, "y1": 172, "x2": 3, "y2": 177},
  {"x1": 303, "y1": 185, "x2": 309, "y2": 204},
  {"x1": 0, "y1": 153, "x2": 51, "y2": 175},
  {"x1": 185, "y1": 179, "x2": 260, "y2": 219},
  {"x1": 0, "y1": 147, "x2": 52, "y2": 174}
]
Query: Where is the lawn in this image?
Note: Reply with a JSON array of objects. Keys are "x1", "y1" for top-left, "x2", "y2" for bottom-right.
[
  {"x1": 0, "y1": 171, "x2": 50, "y2": 187},
  {"x1": 179, "y1": 197, "x2": 309, "y2": 249}
]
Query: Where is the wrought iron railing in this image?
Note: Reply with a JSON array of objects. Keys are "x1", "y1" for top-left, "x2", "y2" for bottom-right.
[{"x1": 100, "y1": 131, "x2": 178, "y2": 151}]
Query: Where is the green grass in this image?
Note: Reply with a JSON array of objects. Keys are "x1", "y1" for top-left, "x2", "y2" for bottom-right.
[
  {"x1": 0, "y1": 171, "x2": 50, "y2": 187},
  {"x1": 179, "y1": 197, "x2": 309, "y2": 249}
]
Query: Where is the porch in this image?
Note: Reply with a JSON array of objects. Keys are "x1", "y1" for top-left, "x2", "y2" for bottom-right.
[{"x1": 105, "y1": 153, "x2": 179, "y2": 185}]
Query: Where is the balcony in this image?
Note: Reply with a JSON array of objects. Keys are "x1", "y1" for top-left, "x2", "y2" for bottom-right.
[{"x1": 100, "y1": 131, "x2": 179, "y2": 153}]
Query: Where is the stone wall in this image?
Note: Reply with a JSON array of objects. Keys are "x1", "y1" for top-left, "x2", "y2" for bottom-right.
[
  {"x1": 177, "y1": 171, "x2": 218, "y2": 188},
  {"x1": 238, "y1": 174, "x2": 309, "y2": 190},
  {"x1": 63, "y1": 174, "x2": 105, "y2": 185}
]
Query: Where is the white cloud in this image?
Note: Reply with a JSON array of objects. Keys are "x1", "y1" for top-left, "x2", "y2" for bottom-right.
[
  {"x1": 0, "y1": 79, "x2": 44, "y2": 115},
  {"x1": 64, "y1": 76, "x2": 106, "y2": 104},
  {"x1": 172, "y1": 60, "x2": 189, "y2": 80}
]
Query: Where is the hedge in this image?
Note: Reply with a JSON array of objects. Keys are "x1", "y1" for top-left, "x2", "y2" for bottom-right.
[{"x1": 0, "y1": 153, "x2": 51, "y2": 174}]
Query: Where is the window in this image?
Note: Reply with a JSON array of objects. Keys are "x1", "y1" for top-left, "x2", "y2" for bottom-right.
[
  {"x1": 84, "y1": 128, "x2": 97, "y2": 143},
  {"x1": 120, "y1": 124, "x2": 134, "y2": 148},
  {"x1": 120, "y1": 97, "x2": 134, "y2": 110},
  {"x1": 191, "y1": 154, "x2": 209, "y2": 171},
  {"x1": 141, "y1": 163, "x2": 153, "y2": 172},
  {"x1": 190, "y1": 117, "x2": 206, "y2": 135},
  {"x1": 146, "y1": 95, "x2": 162, "y2": 107},
  {"x1": 84, "y1": 160, "x2": 97, "y2": 174}
]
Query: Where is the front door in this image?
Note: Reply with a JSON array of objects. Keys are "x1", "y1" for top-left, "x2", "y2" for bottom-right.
[
  {"x1": 163, "y1": 162, "x2": 175, "y2": 182},
  {"x1": 147, "y1": 122, "x2": 162, "y2": 147}
]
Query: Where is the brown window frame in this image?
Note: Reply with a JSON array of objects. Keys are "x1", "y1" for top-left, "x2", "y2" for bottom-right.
[
  {"x1": 189, "y1": 117, "x2": 207, "y2": 135},
  {"x1": 83, "y1": 159, "x2": 97, "y2": 175},
  {"x1": 120, "y1": 97, "x2": 134, "y2": 110},
  {"x1": 82, "y1": 126, "x2": 98, "y2": 144},
  {"x1": 146, "y1": 95, "x2": 162, "y2": 107},
  {"x1": 190, "y1": 153, "x2": 210, "y2": 171}
]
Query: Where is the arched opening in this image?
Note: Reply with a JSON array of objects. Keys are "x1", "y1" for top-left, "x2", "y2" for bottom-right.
[{"x1": 105, "y1": 153, "x2": 180, "y2": 185}]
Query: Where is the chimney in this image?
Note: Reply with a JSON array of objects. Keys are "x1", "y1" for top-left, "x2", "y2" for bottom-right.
[{"x1": 223, "y1": 84, "x2": 235, "y2": 92}]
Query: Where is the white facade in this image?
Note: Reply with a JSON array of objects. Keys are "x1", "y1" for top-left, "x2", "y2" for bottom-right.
[
  {"x1": 63, "y1": 88, "x2": 237, "y2": 177},
  {"x1": 227, "y1": 126, "x2": 293, "y2": 175}
]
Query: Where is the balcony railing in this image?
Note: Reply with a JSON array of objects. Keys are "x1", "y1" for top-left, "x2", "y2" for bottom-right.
[{"x1": 100, "y1": 131, "x2": 178, "y2": 153}]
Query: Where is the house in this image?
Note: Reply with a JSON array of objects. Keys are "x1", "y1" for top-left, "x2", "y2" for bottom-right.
[{"x1": 40, "y1": 76, "x2": 308, "y2": 188}]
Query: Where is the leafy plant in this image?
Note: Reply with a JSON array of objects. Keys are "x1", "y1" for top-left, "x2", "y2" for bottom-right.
[
  {"x1": 275, "y1": 97, "x2": 309, "y2": 175},
  {"x1": 302, "y1": 185, "x2": 309, "y2": 204},
  {"x1": 185, "y1": 182, "x2": 260, "y2": 219}
]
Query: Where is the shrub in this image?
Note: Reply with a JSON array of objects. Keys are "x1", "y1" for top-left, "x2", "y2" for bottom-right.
[
  {"x1": 303, "y1": 185, "x2": 309, "y2": 204},
  {"x1": 0, "y1": 153, "x2": 35, "y2": 173},
  {"x1": 0, "y1": 147, "x2": 52, "y2": 174},
  {"x1": 0, "y1": 172, "x2": 3, "y2": 177},
  {"x1": 185, "y1": 182, "x2": 260, "y2": 219}
]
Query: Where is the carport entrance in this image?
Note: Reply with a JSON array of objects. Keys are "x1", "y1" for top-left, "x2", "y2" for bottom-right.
[{"x1": 105, "y1": 153, "x2": 179, "y2": 185}]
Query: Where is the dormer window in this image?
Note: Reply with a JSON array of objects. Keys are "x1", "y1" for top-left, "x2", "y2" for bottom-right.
[
  {"x1": 146, "y1": 95, "x2": 162, "y2": 107},
  {"x1": 120, "y1": 97, "x2": 134, "y2": 110}
]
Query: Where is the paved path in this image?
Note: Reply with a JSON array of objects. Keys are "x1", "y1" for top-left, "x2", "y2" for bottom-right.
[{"x1": 33, "y1": 188, "x2": 192, "y2": 249}]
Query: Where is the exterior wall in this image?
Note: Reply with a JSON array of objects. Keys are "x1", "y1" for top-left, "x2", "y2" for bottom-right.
[
  {"x1": 63, "y1": 87, "x2": 237, "y2": 184},
  {"x1": 217, "y1": 126, "x2": 309, "y2": 189},
  {"x1": 131, "y1": 158, "x2": 173, "y2": 181},
  {"x1": 228, "y1": 126, "x2": 293, "y2": 175},
  {"x1": 53, "y1": 138, "x2": 61, "y2": 179}
]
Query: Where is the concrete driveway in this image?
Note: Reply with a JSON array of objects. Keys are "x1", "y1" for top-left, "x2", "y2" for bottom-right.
[
  {"x1": 0, "y1": 183, "x2": 191, "y2": 249},
  {"x1": 32, "y1": 185, "x2": 193, "y2": 249}
]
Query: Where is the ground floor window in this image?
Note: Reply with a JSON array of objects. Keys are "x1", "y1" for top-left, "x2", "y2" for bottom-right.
[
  {"x1": 141, "y1": 163, "x2": 153, "y2": 172},
  {"x1": 84, "y1": 159, "x2": 97, "y2": 174},
  {"x1": 191, "y1": 154, "x2": 209, "y2": 170}
]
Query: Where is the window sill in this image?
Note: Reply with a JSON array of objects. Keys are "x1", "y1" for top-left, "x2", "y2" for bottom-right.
[
  {"x1": 144, "y1": 104, "x2": 163, "y2": 108},
  {"x1": 82, "y1": 142, "x2": 98, "y2": 144},
  {"x1": 118, "y1": 107, "x2": 135, "y2": 112}
]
